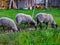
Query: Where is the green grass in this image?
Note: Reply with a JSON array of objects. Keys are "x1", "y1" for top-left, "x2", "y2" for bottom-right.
[
  {"x1": 0, "y1": 8, "x2": 60, "y2": 45},
  {"x1": 0, "y1": 29, "x2": 60, "y2": 45}
]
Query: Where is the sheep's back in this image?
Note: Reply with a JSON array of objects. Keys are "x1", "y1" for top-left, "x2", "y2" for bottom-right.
[
  {"x1": 0, "y1": 17, "x2": 15, "y2": 27},
  {"x1": 16, "y1": 13, "x2": 33, "y2": 23}
]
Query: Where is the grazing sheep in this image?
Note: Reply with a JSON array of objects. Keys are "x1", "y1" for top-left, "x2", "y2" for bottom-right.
[
  {"x1": 36, "y1": 13, "x2": 58, "y2": 29},
  {"x1": 0, "y1": 17, "x2": 18, "y2": 32},
  {"x1": 16, "y1": 13, "x2": 37, "y2": 30}
]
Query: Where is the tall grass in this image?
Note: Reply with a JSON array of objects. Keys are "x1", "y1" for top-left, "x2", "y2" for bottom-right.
[{"x1": 0, "y1": 29, "x2": 60, "y2": 45}]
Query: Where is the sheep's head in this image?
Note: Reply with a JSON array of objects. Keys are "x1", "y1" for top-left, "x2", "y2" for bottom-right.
[
  {"x1": 51, "y1": 21, "x2": 58, "y2": 28},
  {"x1": 30, "y1": 20, "x2": 37, "y2": 29},
  {"x1": 55, "y1": 24, "x2": 58, "y2": 28}
]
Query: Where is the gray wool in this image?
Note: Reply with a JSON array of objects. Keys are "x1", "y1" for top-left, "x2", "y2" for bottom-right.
[{"x1": 36, "y1": 13, "x2": 56, "y2": 24}]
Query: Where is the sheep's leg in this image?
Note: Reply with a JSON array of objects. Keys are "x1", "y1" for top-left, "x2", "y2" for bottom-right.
[
  {"x1": 17, "y1": 25, "x2": 20, "y2": 31},
  {"x1": 36, "y1": 18, "x2": 39, "y2": 29},
  {"x1": 13, "y1": 29, "x2": 15, "y2": 32},
  {"x1": 3, "y1": 26, "x2": 4, "y2": 30},
  {"x1": 3, "y1": 26, "x2": 5, "y2": 32},
  {"x1": 17, "y1": 26, "x2": 20, "y2": 31},
  {"x1": 40, "y1": 22, "x2": 42, "y2": 30},
  {"x1": 36, "y1": 18, "x2": 39, "y2": 24},
  {"x1": 34, "y1": 23, "x2": 37, "y2": 30},
  {"x1": 8, "y1": 27, "x2": 11, "y2": 32},
  {"x1": 7, "y1": 27, "x2": 10, "y2": 32},
  {"x1": 45, "y1": 22, "x2": 48, "y2": 29}
]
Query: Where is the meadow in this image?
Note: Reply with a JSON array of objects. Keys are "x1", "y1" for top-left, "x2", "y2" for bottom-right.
[{"x1": 0, "y1": 8, "x2": 60, "y2": 45}]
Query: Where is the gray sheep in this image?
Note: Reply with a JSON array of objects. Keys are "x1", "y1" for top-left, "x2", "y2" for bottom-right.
[
  {"x1": 0, "y1": 17, "x2": 18, "y2": 32},
  {"x1": 16, "y1": 13, "x2": 37, "y2": 30},
  {"x1": 36, "y1": 13, "x2": 58, "y2": 29}
]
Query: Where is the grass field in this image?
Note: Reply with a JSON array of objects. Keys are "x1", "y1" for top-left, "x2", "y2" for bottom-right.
[{"x1": 0, "y1": 8, "x2": 60, "y2": 45}]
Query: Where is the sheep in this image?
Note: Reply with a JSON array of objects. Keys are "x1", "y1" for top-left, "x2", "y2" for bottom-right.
[
  {"x1": 36, "y1": 13, "x2": 58, "y2": 29},
  {"x1": 0, "y1": 17, "x2": 18, "y2": 32},
  {"x1": 16, "y1": 13, "x2": 37, "y2": 30}
]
